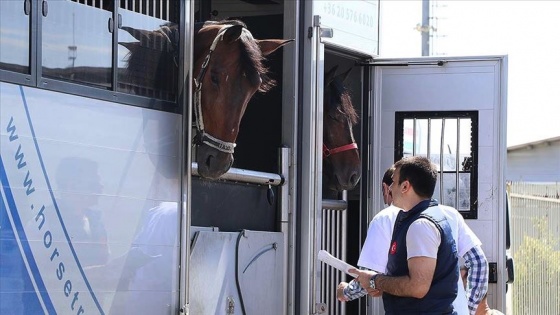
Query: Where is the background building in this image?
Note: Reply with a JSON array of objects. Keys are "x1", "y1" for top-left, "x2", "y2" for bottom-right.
[{"x1": 507, "y1": 136, "x2": 560, "y2": 183}]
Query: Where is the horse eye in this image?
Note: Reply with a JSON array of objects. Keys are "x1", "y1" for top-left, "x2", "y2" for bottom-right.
[
  {"x1": 327, "y1": 113, "x2": 342, "y2": 123},
  {"x1": 210, "y1": 73, "x2": 219, "y2": 85},
  {"x1": 328, "y1": 108, "x2": 345, "y2": 122}
]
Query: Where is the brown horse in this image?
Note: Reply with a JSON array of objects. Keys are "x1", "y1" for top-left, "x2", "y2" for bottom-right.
[
  {"x1": 120, "y1": 20, "x2": 292, "y2": 179},
  {"x1": 322, "y1": 66, "x2": 361, "y2": 198}
]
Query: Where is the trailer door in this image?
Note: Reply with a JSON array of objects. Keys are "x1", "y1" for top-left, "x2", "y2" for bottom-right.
[
  {"x1": 298, "y1": 2, "x2": 379, "y2": 314},
  {"x1": 369, "y1": 56, "x2": 508, "y2": 313}
]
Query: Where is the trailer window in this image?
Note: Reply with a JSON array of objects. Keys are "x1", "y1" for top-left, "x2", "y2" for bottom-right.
[
  {"x1": 42, "y1": 0, "x2": 114, "y2": 88},
  {"x1": 1, "y1": 0, "x2": 182, "y2": 110},
  {"x1": 0, "y1": 0, "x2": 31, "y2": 74},
  {"x1": 395, "y1": 111, "x2": 479, "y2": 218},
  {"x1": 117, "y1": 0, "x2": 179, "y2": 101}
]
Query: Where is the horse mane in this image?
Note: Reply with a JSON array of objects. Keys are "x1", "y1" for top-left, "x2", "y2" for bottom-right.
[
  {"x1": 327, "y1": 78, "x2": 359, "y2": 125},
  {"x1": 200, "y1": 19, "x2": 275, "y2": 92}
]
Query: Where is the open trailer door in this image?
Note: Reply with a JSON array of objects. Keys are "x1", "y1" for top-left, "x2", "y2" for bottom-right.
[
  {"x1": 298, "y1": 1, "x2": 379, "y2": 314},
  {"x1": 369, "y1": 56, "x2": 508, "y2": 314}
]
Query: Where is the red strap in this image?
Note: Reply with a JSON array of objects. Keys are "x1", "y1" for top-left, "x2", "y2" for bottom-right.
[{"x1": 323, "y1": 143, "x2": 358, "y2": 158}]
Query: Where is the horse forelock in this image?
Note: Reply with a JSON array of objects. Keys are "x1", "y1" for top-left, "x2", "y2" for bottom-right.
[
  {"x1": 239, "y1": 32, "x2": 274, "y2": 92},
  {"x1": 327, "y1": 79, "x2": 359, "y2": 125}
]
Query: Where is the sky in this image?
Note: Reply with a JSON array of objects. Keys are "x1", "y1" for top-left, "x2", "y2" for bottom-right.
[{"x1": 378, "y1": 0, "x2": 560, "y2": 147}]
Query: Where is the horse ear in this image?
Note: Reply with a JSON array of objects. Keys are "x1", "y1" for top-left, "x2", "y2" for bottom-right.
[
  {"x1": 121, "y1": 26, "x2": 156, "y2": 45},
  {"x1": 336, "y1": 67, "x2": 353, "y2": 83},
  {"x1": 325, "y1": 65, "x2": 339, "y2": 85},
  {"x1": 222, "y1": 25, "x2": 244, "y2": 43},
  {"x1": 257, "y1": 39, "x2": 294, "y2": 56}
]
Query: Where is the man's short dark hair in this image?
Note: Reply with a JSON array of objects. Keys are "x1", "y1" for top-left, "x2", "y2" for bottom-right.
[
  {"x1": 393, "y1": 156, "x2": 437, "y2": 198},
  {"x1": 382, "y1": 166, "x2": 395, "y2": 186}
]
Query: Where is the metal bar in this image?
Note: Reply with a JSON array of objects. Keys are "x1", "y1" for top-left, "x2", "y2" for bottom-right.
[
  {"x1": 456, "y1": 118, "x2": 460, "y2": 209},
  {"x1": 413, "y1": 118, "x2": 417, "y2": 155},
  {"x1": 334, "y1": 210, "x2": 340, "y2": 315},
  {"x1": 111, "y1": 0, "x2": 118, "y2": 92},
  {"x1": 326, "y1": 209, "x2": 332, "y2": 314},
  {"x1": 320, "y1": 209, "x2": 326, "y2": 303},
  {"x1": 439, "y1": 119, "x2": 445, "y2": 202},
  {"x1": 341, "y1": 190, "x2": 348, "y2": 315},
  {"x1": 279, "y1": 147, "x2": 291, "y2": 315},
  {"x1": 356, "y1": 60, "x2": 447, "y2": 67},
  {"x1": 427, "y1": 118, "x2": 431, "y2": 158},
  {"x1": 321, "y1": 199, "x2": 348, "y2": 210},
  {"x1": 191, "y1": 162, "x2": 284, "y2": 186},
  {"x1": 510, "y1": 193, "x2": 560, "y2": 203},
  {"x1": 179, "y1": 1, "x2": 193, "y2": 313},
  {"x1": 422, "y1": 0, "x2": 430, "y2": 56},
  {"x1": 166, "y1": 0, "x2": 170, "y2": 21}
]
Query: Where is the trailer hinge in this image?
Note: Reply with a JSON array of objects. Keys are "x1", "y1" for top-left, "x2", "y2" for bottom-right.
[
  {"x1": 226, "y1": 296, "x2": 235, "y2": 315},
  {"x1": 308, "y1": 26, "x2": 314, "y2": 39},
  {"x1": 179, "y1": 303, "x2": 189, "y2": 314},
  {"x1": 316, "y1": 302, "x2": 327, "y2": 314},
  {"x1": 488, "y1": 262, "x2": 498, "y2": 283}
]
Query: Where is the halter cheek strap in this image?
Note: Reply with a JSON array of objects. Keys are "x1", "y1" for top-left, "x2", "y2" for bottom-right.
[
  {"x1": 193, "y1": 26, "x2": 237, "y2": 154},
  {"x1": 323, "y1": 116, "x2": 358, "y2": 158}
]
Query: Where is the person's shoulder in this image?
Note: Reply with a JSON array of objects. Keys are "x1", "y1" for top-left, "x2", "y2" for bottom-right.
[
  {"x1": 439, "y1": 204, "x2": 460, "y2": 215},
  {"x1": 377, "y1": 205, "x2": 400, "y2": 216},
  {"x1": 435, "y1": 204, "x2": 466, "y2": 223},
  {"x1": 372, "y1": 205, "x2": 400, "y2": 221}
]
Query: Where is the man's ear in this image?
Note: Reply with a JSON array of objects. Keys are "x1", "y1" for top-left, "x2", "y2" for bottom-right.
[{"x1": 401, "y1": 180, "x2": 410, "y2": 193}]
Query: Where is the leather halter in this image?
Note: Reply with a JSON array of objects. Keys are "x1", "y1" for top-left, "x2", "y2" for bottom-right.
[
  {"x1": 323, "y1": 111, "x2": 358, "y2": 158},
  {"x1": 192, "y1": 25, "x2": 237, "y2": 154},
  {"x1": 323, "y1": 143, "x2": 358, "y2": 158}
]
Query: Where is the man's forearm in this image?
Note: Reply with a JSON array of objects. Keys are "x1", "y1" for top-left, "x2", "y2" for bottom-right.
[{"x1": 374, "y1": 274, "x2": 427, "y2": 298}]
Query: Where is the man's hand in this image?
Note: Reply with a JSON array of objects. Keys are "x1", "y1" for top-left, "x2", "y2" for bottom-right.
[
  {"x1": 337, "y1": 282, "x2": 349, "y2": 302},
  {"x1": 367, "y1": 287, "x2": 382, "y2": 297},
  {"x1": 349, "y1": 268, "x2": 377, "y2": 291},
  {"x1": 349, "y1": 269, "x2": 383, "y2": 297}
]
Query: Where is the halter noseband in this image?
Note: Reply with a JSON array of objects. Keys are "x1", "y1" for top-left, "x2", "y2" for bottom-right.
[
  {"x1": 193, "y1": 25, "x2": 237, "y2": 154},
  {"x1": 323, "y1": 143, "x2": 358, "y2": 158}
]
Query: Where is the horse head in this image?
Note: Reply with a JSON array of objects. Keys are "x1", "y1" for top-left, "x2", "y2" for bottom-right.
[
  {"x1": 120, "y1": 20, "x2": 292, "y2": 179},
  {"x1": 323, "y1": 65, "x2": 361, "y2": 194},
  {"x1": 192, "y1": 20, "x2": 292, "y2": 179}
]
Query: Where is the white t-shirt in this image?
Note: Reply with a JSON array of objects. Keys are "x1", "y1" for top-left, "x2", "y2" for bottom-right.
[{"x1": 357, "y1": 204, "x2": 481, "y2": 315}]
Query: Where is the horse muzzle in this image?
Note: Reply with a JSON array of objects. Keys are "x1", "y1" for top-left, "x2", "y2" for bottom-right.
[{"x1": 195, "y1": 144, "x2": 234, "y2": 179}]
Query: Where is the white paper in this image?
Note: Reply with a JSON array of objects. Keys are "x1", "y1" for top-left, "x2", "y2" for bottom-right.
[{"x1": 317, "y1": 250, "x2": 358, "y2": 277}]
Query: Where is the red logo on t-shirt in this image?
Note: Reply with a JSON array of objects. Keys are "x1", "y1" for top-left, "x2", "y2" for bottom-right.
[{"x1": 390, "y1": 241, "x2": 397, "y2": 255}]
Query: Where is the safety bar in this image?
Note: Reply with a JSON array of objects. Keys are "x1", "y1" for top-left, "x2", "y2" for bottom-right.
[
  {"x1": 191, "y1": 162, "x2": 284, "y2": 186},
  {"x1": 321, "y1": 199, "x2": 348, "y2": 211}
]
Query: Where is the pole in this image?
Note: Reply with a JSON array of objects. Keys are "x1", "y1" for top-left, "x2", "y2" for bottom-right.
[{"x1": 422, "y1": 0, "x2": 430, "y2": 56}]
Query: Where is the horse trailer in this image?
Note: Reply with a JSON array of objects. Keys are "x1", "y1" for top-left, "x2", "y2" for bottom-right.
[{"x1": 0, "y1": 1, "x2": 510, "y2": 314}]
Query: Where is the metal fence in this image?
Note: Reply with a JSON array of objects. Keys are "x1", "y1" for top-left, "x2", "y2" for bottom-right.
[
  {"x1": 319, "y1": 199, "x2": 348, "y2": 315},
  {"x1": 508, "y1": 182, "x2": 560, "y2": 315}
]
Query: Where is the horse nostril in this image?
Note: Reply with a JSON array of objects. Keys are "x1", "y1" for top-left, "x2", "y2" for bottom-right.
[
  {"x1": 205, "y1": 154, "x2": 214, "y2": 168},
  {"x1": 350, "y1": 172, "x2": 361, "y2": 186}
]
